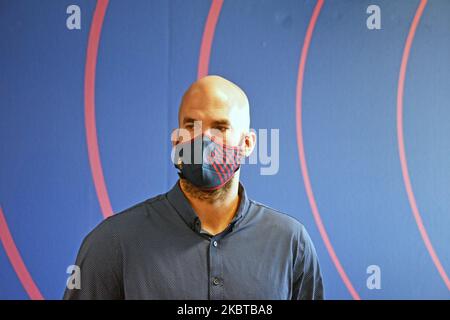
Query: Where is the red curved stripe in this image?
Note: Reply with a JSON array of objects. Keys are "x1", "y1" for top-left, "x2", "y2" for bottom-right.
[
  {"x1": 84, "y1": 0, "x2": 112, "y2": 219},
  {"x1": 207, "y1": 154, "x2": 225, "y2": 185},
  {"x1": 197, "y1": 0, "x2": 224, "y2": 78},
  {"x1": 396, "y1": 0, "x2": 450, "y2": 291},
  {"x1": 295, "y1": 0, "x2": 361, "y2": 300},
  {"x1": 0, "y1": 206, "x2": 44, "y2": 300},
  {"x1": 213, "y1": 145, "x2": 232, "y2": 176}
]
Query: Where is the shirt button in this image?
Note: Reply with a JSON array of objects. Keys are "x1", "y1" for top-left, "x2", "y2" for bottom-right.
[
  {"x1": 213, "y1": 240, "x2": 218, "y2": 247},
  {"x1": 212, "y1": 277, "x2": 221, "y2": 286}
]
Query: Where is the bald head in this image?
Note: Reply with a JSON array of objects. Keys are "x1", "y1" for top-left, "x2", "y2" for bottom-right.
[{"x1": 178, "y1": 75, "x2": 250, "y2": 133}]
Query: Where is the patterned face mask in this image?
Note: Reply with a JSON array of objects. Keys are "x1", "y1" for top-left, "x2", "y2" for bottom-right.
[{"x1": 172, "y1": 133, "x2": 244, "y2": 190}]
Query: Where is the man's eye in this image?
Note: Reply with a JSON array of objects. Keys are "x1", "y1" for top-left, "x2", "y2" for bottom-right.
[
  {"x1": 216, "y1": 126, "x2": 228, "y2": 132},
  {"x1": 185, "y1": 124, "x2": 194, "y2": 129}
]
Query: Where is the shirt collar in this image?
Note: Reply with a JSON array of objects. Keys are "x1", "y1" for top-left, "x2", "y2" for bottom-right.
[{"x1": 166, "y1": 180, "x2": 251, "y2": 234}]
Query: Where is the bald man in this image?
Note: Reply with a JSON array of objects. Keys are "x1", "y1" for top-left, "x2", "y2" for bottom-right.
[{"x1": 64, "y1": 75, "x2": 323, "y2": 300}]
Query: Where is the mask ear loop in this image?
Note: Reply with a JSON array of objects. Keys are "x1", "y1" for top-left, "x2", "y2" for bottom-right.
[
  {"x1": 235, "y1": 134, "x2": 248, "y2": 164},
  {"x1": 171, "y1": 128, "x2": 195, "y2": 170}
]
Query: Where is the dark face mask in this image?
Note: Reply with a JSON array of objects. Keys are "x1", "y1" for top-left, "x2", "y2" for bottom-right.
[{"x1": 172, "y1": 134, "x2": 244, "y2": 190}]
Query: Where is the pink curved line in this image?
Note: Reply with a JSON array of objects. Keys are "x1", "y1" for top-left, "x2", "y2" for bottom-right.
[
  {"x1": 0, "y1": 206, "x2": 44, "y2": 300},
  {"x1": 396, "y1": 0, "x2": 450, "y2": 291},
  {"x1": 197, "y1": 0, "x2": 224, "y2": 78},
  {"x1": 295, "y1": 0, "x2": 361, "y2": 300},
  {"x1": 84, "y1": 0, "x2": 112, "y2": 219},
  {"x1": 196, "y1": 0, "x2": 224, "y2": 179}
]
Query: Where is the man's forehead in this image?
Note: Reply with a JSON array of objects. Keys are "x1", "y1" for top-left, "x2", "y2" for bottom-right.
[
  {"x1": 180, "y1": 111, "x2": 235, "y2": 126},
  {"x1": 179, "y1": 101, "x2": 241, "y2": 121}
]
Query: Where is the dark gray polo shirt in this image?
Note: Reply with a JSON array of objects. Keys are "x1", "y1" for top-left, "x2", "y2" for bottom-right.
[{"x1": 63, "y1": 181, "x2": 324, "y2": 300}]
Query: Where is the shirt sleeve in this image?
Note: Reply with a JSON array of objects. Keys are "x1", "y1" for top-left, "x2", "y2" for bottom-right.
[
  {"x1": 292, "y1": 225, "x2": 324, "y2": 300},
  {"x1": 63, "y1": 218, "x2": 124, "y2": 300}
]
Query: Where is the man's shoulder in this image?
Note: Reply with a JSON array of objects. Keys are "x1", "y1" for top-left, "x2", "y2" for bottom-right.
[
  {"x1": 248, "y1": 199, "x2": 307, "y2": 235},
  {"x1": 87, "y1": 192, "x2": 167, "y2": 239}
]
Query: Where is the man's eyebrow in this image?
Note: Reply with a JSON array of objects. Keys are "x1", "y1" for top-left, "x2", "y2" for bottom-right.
[
  {"x1": 211, "y1": 119, "x2": 231, "y2": 126},
  {"x1": 182, "y1": 117, "x2": 197, "y2": 124}
]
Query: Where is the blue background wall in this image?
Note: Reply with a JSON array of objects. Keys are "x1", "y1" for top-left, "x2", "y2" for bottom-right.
[{"x1": 1, "y1": 0, "x2": 449, "y2": 299}]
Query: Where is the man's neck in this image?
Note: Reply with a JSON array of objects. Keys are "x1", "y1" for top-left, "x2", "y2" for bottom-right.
[{"x1": 179, "y1": 177, "x2": 241, "y2": 236}]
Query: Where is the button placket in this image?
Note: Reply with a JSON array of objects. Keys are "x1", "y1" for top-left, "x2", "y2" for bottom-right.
[{"x1": 209, "y1": 236, "x2": 224, "y2": 299}]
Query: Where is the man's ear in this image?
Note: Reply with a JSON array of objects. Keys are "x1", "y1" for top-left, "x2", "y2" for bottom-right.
[
  {"x1": 171, "y1": 128, "x2": 191, "y2": 146},
  {"x1": 170, "y1": 128, "x2": 179, "y2": 147},
  {"x1": 243, "y1": 130, "x2": 257, "y2": 157}
]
